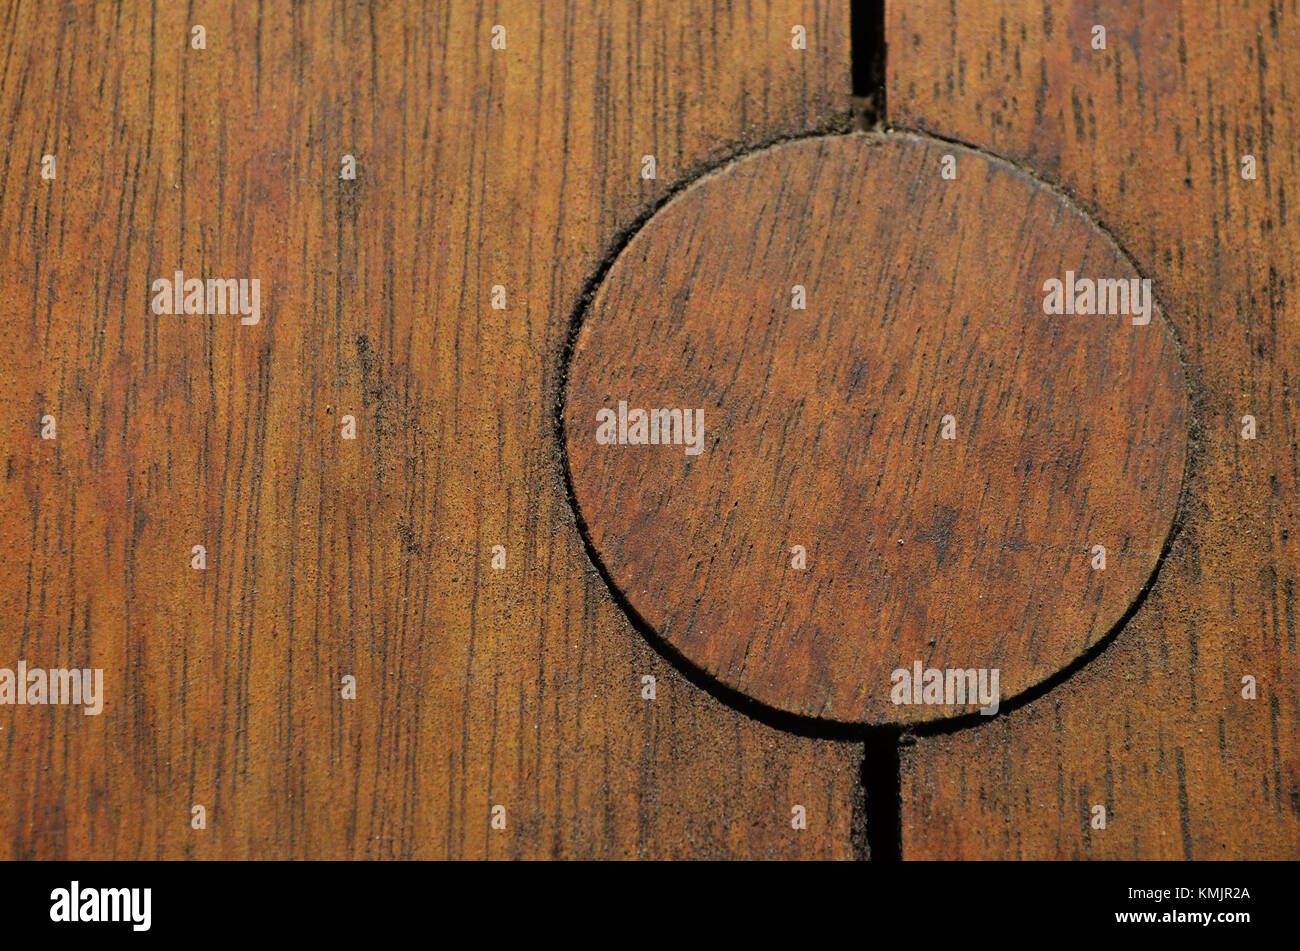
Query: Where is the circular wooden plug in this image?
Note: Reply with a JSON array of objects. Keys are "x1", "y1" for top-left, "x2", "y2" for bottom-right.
[{"x1": 563, "y1": 133, "x2": 1189, "y2": 725}]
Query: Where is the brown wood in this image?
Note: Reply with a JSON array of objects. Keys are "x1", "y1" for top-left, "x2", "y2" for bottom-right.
[
  {"x1": 565, "y1": 131, "x2": 1187, "y2": 725},
  {"x1": 890, "y1": 0, "x2": 1300, "y2": 858},
  {"x1": 0, "y1": 0, "x2": 1294, "y2": 863},
  {"x1": 0, "y1": 0, "x2": 862, "y2": 860}
]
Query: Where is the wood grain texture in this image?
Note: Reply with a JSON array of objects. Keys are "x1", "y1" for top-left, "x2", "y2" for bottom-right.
[
  {"x1": 565, "y1": 131, "x2": 1188, "y2": 725},
  {"x1": 889, "y1": 0, "x2": 1300, "y2": 858},
  {"x1": 0, "y1": 0, "x2": 864, "y2": 859}
]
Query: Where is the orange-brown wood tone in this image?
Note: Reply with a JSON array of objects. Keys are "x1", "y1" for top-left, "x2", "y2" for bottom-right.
[
  {"x1": 0, "y1": 0, "x2": 1295, "y2": 862},
  {"x1": 565, "y1": 131, "x2": 1187, "y2": 725},
  {"x1": 0, "y1": 0, "x2": 860, "y2": 860},
  {"x1": 890, "y1": 0, "x2": 1300, "y2": 858}
]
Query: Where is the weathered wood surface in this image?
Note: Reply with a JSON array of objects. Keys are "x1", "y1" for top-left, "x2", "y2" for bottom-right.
[
  {"x1": 1, "y1": 0, "x2": 1294, "y2": 862},
  {"x1": 0, "y1": 0, "x2": 862, "y2": 860},
  {"x1": 565, "y1": 131, "x2": 1188, "y2": 725},
  {"x1": 890, "y1": 0, "x2": 1300, "y2": 858}
]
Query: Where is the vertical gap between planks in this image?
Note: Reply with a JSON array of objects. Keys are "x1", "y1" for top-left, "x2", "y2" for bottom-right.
[
  {"x1": 851, "y1": 0, "x2": 898, "y2": 859},
  {"x1": 851, "y1": 0, "x2": 888, "y2": 129}
]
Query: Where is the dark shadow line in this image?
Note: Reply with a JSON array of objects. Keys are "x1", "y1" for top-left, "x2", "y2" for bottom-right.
[
  {"x1": 861, "y1": 729, "x2": 902, "y2": 860},
  {"x1": 851, "y1": 0, "x2": 888, "y2": 128}
]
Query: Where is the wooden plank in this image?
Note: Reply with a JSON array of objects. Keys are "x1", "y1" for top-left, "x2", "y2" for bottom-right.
[
  {"x1": 0, "y1": 0, "x2": 861, "y2": 859},
  {"x1": 889, "y1": 0, "x2": 1300, "y2": 858}
]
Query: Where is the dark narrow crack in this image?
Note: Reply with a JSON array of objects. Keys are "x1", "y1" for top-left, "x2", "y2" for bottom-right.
[
  {"x1": 850, "y1": 0, "x2": 901, "y2": 859},
  {"x1": 856, "y1": 728, "x2": 903, "y2": 860},
  {"x1": 851, "y1": 0, "x2": 888, "y2": 129}
]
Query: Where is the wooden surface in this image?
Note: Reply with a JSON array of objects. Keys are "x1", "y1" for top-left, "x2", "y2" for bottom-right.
[
  {"x1": 0, "y1": 0, "x2": 1295, "y2": 861},
  {"x1": 0, "y1": 0, "x2": 861, "y2": 860},
  {"x1": 891, "y1": 0, "x2": 1300, "y2": 858},
  {"x1": 565, "y1": 131, "x2": 1187, "y2": 724}
]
